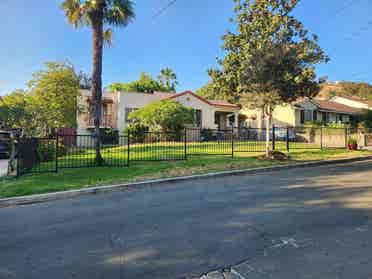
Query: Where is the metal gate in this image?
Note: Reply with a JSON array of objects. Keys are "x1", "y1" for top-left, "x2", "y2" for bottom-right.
[{"x1": 17, "y1": 137, "x2": 57, "y2": 176}]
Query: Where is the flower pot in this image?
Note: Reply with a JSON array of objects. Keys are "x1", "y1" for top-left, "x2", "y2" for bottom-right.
[{"x1": 348, "y1": 143, "x2": 358, "y2": 150}]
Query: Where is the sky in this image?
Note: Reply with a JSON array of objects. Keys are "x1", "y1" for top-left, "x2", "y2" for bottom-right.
[{"x1": 0, "y1": 0, "x2": 371, "y2": 95}]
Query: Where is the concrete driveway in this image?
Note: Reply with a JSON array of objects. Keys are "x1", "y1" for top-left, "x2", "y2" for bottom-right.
[{"x1": 1, "y1": 160, "x2": 372, "y2": 278}]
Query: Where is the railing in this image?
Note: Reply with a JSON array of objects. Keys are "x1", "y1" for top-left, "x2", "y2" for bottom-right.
[
  {"x1": 88, "y1": 114, "x2": 113, "y2": 127},
  {"x1": 15, "y1": 126, "x2": 372, "y2": 176}
]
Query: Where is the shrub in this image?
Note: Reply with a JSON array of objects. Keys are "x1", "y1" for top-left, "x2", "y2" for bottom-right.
[
  {"x1": 124, "y1": 123, "x2": 148, "y2": 143},
  {"x1": 37, "y1": 141, "x2": 67, "y2": 162},
  {"x1": 347, "y1": 138, "x2": 357, "y2": 145},
  {"x1": 127, "y1": 100, "x2": 195, "y2": 135}
]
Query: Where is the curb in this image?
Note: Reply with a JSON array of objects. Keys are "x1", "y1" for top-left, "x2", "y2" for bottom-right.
[{"x1": 1, "y1": 155, "x2": 372, "y2": 208}]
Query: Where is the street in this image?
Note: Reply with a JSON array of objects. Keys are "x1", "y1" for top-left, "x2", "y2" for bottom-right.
[{"x1": 1, "y1": 160, "x2": 372, "y2": 278}]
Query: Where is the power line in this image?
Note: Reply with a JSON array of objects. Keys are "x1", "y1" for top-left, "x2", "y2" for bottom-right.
[{"x1": 151, "y1": 0, "x2": 178, "y2": 21}]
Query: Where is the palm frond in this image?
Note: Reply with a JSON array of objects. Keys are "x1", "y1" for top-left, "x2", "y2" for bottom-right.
[
  {"x1": 104, "y1": 0, "x2": 135, "y2": 26},
  {"x1": 103, "y1": 28, "x2": 113, "y2": 47},
  {"x1": 60, "y1": 0, "x2": 85, "y2": 28}
]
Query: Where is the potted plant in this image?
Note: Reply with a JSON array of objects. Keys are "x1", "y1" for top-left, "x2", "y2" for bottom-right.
[{"x1": 347, "y1": 138, "x2": 358, "y2": 150}]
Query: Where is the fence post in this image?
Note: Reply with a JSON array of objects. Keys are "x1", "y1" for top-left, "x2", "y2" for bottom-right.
[
  {"x1": 231, "y1": 127, "x2": 234, "y2": 158},
  {"x1": 272, "y1": 125, "x2": 276, "y2": 151},
  {"x1": 345, "y1": 128, "x2": 348, "y2": 148},
  {"x1": 286, "y1": 126, "x2": 290, "y2": 152},
  {"x1": 184, "y1": 128, "x2": 187, "y2": 160},
  {"x1": 55, "y1": 134, "x2": 58, "y2": 173},
  {"x1": 127, "y1": 130, "x2": 130, "y2": 167},
  {"x1": 320, "y1": 126, "x2": 323, "y2": 150}
]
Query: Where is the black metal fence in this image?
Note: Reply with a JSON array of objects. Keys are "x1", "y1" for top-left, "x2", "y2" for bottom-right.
[{"x1": 15, "y1": 126, "x2": 371, "y2": 176}]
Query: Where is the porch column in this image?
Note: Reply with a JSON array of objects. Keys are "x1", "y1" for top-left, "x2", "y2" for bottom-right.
[{"x1": 234, "y1": 112, "x2": 239, "y2": 128}]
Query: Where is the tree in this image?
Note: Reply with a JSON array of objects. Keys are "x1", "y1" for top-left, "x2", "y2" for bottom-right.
[
  {"x1": 78, "y1": 71, "x2": 92, "y2": 90},
  {"x1": 127, "y1": 100, "x2": 195, "y2": 137},
  {"x1": 28, "y1": 62, "x2": 81, "y2": 135},
  {"x1": 109, "y1": 70, "x2": 177, "y2": 93},
  {"x1": 0, "y1": 62, "x2": 81, "y2": 136},
  {"x1": 196, "y1": 82, "x2": 220, "y2": 100},
  {"x1": 209, "y1": 0, "x2": 329, "y2": 156},
  {"x1": 61, "y1": 0, "x2": 135, "y2": 165},
  {"x1": 158, "y1": 67, "x2": 178, "y2": 92},
  {"x1": 0, "y1": 90, "x2": 30, "y2": 133}
]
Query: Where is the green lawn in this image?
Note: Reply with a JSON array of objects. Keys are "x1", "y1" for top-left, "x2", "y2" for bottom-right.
[{"x1": 1, "y1": 147, "x2": 372, "y2": 198}]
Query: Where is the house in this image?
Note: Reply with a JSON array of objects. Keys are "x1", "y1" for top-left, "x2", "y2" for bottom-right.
[
  {"x1": 77, "y1": 90, "x2": 240, "y2": 135},
  {"x1": 241, "y1": 97, "x2": 364, "y2": 129},
  {"x1": 330, "y1": 96, "x2": 372, "y2": 110}
]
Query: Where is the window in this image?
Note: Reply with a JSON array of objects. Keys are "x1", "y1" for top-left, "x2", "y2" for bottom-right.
[
  {"x1": 125, "y1": 108, "x2": 138, "y2": 123},
  {"x1": 339, "y1": 114, "x2": 343, "y2": 122},
  {"x1": 300, "y1": 110, "x2": 305, "y2": 124},
  {"x1": 322, "y1": 112, "x2": 328, "y2": 122},
  {"x1": 304, "y1": 110, "x2": 312, "y2": 121},
  {"x1": 313, "y1": 110, "x2": 318, "y2": 121},
  {"x1": 195, "y1": 109, "x2": 202, "y2": 127}
]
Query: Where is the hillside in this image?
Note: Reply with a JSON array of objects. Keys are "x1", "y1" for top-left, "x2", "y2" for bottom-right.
[{"x1": 318, "y1": 82, "x2": 372, "y2": 100}]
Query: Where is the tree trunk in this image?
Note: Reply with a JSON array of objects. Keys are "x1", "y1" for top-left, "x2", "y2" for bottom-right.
[
  {"x1": 265, "y1": 105, "x2": 272, "y2": 158},
  {"x1": 91, "y1": 8, "x2": 104, "y2": 165}
]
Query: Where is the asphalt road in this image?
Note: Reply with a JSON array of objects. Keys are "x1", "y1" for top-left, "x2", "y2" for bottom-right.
[{"x1": 1, "y1": 160, "x2": 372, "y2": 279}]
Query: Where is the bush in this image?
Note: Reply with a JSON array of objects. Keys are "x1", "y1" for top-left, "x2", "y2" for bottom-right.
[
  {"x1": 37, "y1": 141, "x2": 67, "y2": 162},
  {"x1": 124, "y1": 123, "x2": 148, "y2": 143},
  {"x1": 127, "y1": 99, "x2": 195, "y2": 135},
  {"x1": 347, "y1": 138, "x2": 357, "y2": 145}
]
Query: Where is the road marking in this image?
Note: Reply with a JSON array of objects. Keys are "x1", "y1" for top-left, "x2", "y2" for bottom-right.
[{"x1": 230, "y1": 269, "x2": 247, "y2": 279}]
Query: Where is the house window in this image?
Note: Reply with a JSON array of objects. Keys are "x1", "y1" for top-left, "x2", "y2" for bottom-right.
[
  {"x1": 125, "y1": 108, "x2": 138, "y2": 123},
  {"x1": 313, "y1": 110, "x2": 318, "y2": 121},
  {"x1": 195, "y1": 109, "x2": 202, "y2": 127},
  {"x1": 304, "y1": 110, "x2": 312, "y2": 121},
  {"x1": 339, "y1": 114, "x2": 343, "y2": 122},
  {"x1": 300, "y1": 110, "x2": 305, "y2": 124},
  {"x1": 322, "y1": 112, "x2": 328, "y2": 122}
]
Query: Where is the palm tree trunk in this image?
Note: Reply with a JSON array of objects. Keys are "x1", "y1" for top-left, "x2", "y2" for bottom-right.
[{"x1": 92, "y1": 11, "x2": 104, "y2": 165}]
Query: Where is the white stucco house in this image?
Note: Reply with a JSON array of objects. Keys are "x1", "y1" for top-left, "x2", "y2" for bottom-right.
[{"x1": 77, "y1": 90, "x2": 240, "y2": 135}]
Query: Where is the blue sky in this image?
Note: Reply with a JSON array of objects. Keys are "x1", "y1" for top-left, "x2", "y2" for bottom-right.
[{"x1": 0, "y1": 0, "x2": 371, "y2": 95}]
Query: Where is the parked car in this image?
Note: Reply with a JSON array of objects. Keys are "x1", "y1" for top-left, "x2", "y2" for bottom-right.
[
  {"x1": 0, "y1": 131, "x2": 11, "y2": 159},
  {"x1": 270, "y1": 128, "x2": 297, "y2": 141}
]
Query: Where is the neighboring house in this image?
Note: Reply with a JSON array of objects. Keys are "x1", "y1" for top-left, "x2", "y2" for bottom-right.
[
  {"x1": 241, "y1": 97, "x2": 364, "y2": 129},
  {"x1": 77, "y1": 90, "x2": 240, "y2": 134},
  {"x1": 330, "y1": 96, "x2": 372, "y2": 110}
]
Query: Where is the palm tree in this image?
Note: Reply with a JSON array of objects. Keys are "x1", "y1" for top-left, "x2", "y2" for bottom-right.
[
  {"x1": 158, "y1": 67, "x2": 178, "y2": 92},
  {"x1": 61, "y1": 0, "x2": 135, "y2": 165}
]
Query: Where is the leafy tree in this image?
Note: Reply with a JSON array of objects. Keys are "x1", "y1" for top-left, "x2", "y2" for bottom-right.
[
  {"x1": 196, "y1": 82, "x2": 220, "y2": 100},
  {"x1": 127, "y1": 100, "x2": 195, "y2": 137},
  {"x1": 28, "y1": 62, "x2": 81, "y2": 134},
  {"x1": 61, "y1": 0, "x2": 135, "y2": 165},
  {"x1": 78, "y1": 71, "x2": 92, "y2": 90},
  {"x1": 0, "y1": 62, "x2": 81, "y2": 136},
  {"x1": 209, "y1": 0, "x2": 329, "y2": 156},
  {"x1": 0, "y1": 90, "x2": 31, "y2": 133},
  {"x1": 109, "y1": 70, "x2": 177, "y2": 93},
  {"x1": 158, "y1": 67, "x2": 178, "y2": 92}
]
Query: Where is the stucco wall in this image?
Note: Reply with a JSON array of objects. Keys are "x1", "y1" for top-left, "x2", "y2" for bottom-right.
[
  {"x1": 272, "y1": 105, "x2": 297, "y2": 127},
  {"x1": 173, "y1": 94, "x2": 218, "y2": 129},
  {"x1": 117, "y1": 92, "x2": 162, "y2": 133}
]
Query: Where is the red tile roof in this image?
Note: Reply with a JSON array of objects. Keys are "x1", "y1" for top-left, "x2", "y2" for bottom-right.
[
  {"x1": 335, "y1": 96, "x2": 372, "y2": 106},
  {"x1": 313, "y1": 99, "x2": 363, "y2": 114},
  {"x1": 167, "y1": 91, "x2": 240, "y2": 109}
]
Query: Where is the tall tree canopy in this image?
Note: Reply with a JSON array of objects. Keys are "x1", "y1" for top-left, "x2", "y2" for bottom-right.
[
  {"x1": 109, "y1": 69, "x2": 178, "y2": 93},
  {"x1": 208, "y1": 0, "x2": 329, "y2": 155},
  {"x1": 28, "y1": 62, "x2": 81, "y2": 133},
  {"x1": 158, "y1": 67, "x2": 178, "y2": 92},
  {"x1": 61, "y1": 0, "x2": 135, "y2": 164},
  {"x1": 0, "y1": 62, "x2": 81, "y2": 136}
]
